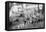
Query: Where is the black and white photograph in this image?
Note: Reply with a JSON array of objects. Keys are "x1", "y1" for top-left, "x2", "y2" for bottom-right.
[{"x1": 5, "y1": 1, "x2": 45, "y2": 31}]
